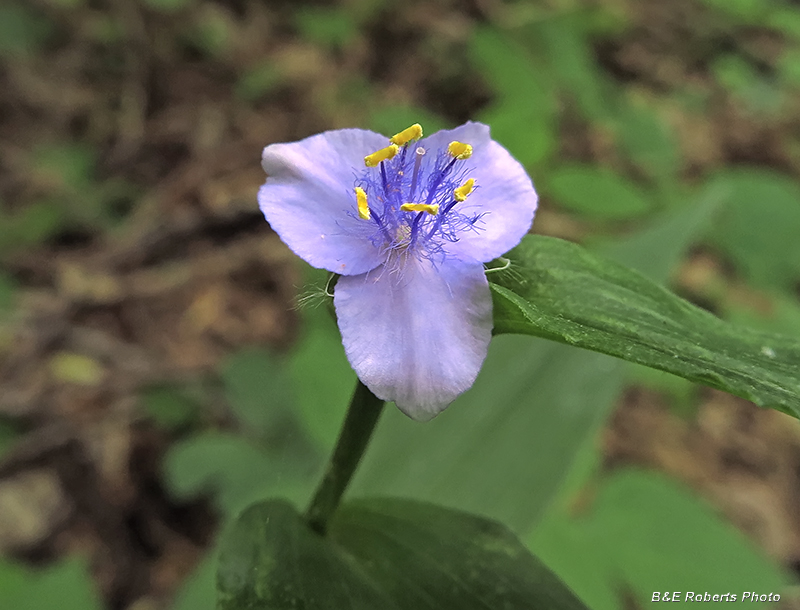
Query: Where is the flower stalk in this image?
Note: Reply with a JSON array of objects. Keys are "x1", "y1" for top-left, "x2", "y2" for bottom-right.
[{"x1": 304, "y1": 380, "x2": 385, "y2": 535}]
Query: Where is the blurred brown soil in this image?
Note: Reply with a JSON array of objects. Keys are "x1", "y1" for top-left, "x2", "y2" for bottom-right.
[{"x1": 0, "y1": 0, "x2": 799, "y2": 608}]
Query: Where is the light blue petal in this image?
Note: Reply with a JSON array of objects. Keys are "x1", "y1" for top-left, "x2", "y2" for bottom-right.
[
  {"x1": 259, "y1": 129, "x2": 389, "y2": 275},
  {"x1": 423, "y1": 122, "x2": 538, "y2": 262},
  {"x1": 334, "y1": 256, "x2": 493, "y2": 421}
]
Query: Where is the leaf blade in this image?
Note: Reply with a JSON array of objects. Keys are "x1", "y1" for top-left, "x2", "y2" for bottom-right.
[
  {"x1": 491, "y1": 235, "x2": 800, "y2": 418},
  {"x1": 332, "y1": 499, "x2": 589, "y2": 610},
  {"x1": 217, "y1": 499, "x2": 589, "y2": 610},
  {"x1": 217, "y1": 500, "x2": 395, "y2": 610}
]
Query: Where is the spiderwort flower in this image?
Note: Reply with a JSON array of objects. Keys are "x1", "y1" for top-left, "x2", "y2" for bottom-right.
[{"x1": 258, "y1": 122, "x2": 537, "y2": 421}]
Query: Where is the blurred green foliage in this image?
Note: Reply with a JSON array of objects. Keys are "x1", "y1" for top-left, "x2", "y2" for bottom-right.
[
  {"x1": 0, "y1": 420, "x2": 20, "y2": 461},
  {"x1": 1, "y1": 143, "x2": 139, "y2": 255},
  {"x1": 0, "y1": 558, "x2": 102, "y2": 610},
  {"x1": 707, "y1": 169, "x2": 800, "y2": 291},
  {"x1": 141, "y1": 386, "x2": 201, "y2": 432},
  {"x1": 469, "y1": 28, "x2": 556, "y2": 167},
  {"x1": 288, "y1": 307, "x2": 355, "y2": 447},
  {"x1": 531, "y1": 470, "x2": 787, "y2": 609},
  {"x1": 545, "y1": 165, "x2": 652, "y2": 219},
  {"x1": 295, "y1": 7, "x2": 357, "y2": 49},
  {"x1": 369, "y1": 106, "x2": 451, "y2": 141},
  {"x1": 182, "y1": 5, "x2": 234, "y2": 58},
  {"x1": 0, "y1": 4, "x2": 52, "y2": 58},
  {"x1": 141, "y1": 0, "x2": 194, "y2": 14},
  {"x1": 0, "y1": 274, "x2": 16, "y2": 315},
  {"x1": 616, "y1": 103, "x2": 680, "y2": 184},
  {"x1": 235, "y1": 63, "x2": 285, "y2": 103}
]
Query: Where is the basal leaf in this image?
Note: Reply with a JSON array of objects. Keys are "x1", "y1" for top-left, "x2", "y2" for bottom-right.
[
  {"x1": 588, "y1": 471, "x2": 787, "y2": 604},
  {"x1": 490, "y1": 235, "x2": 800, "y2": 418},
  {"x1": 531, "y1": 470, "x2": 787, "y2": 608},
  {"x1": 615, "y1": 103, "x2": 680, "y2": 183},
  {"x1": 217, "y1": 501, "x2": 393, "y2": 610},
  {"x1": 164, "y1": 433, "x2": 312, "y2": 515},
  {"x1": 222, "y1": 347, "x2": 293, "y2": 433},
  {"x1": 289, "y1": 306, "x2": 355, "y2": 449},
  {"x1": 706, "y1": 169, "x2": 800, "y2": 291},
  {"x1": 598, "y1": 184, "x2": 722, "y2": 281},
  {"x1": 547, "y1": 165, "x2": 652, "y2": 220},
  {"x1": 217, "y1": 499, "x2": 589, "y2": 610}
]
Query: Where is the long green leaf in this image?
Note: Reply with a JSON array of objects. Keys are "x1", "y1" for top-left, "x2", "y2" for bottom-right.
[{"x1": 490, "y1": 235, "x2": 800, "y2": 418}]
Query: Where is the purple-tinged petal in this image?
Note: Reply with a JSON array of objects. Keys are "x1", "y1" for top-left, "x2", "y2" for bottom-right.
[
  {"x1": 422, "y1": 122, "x2": 538, "y2": 262},
  {"x1": 259, "y1": 129, "x2": 389, "y2": 275},
  {"x1": 334, "y1": 255, "x2": 492, "y2": 421}
]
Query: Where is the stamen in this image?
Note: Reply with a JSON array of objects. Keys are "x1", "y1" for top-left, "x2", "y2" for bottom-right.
[
  {"x1": 364, "y1": 144, "x2": 399, "y2": 167},
  {"x1": 454, "y1": 178, "x2": 475, "y2": 202},
  {"x1": 401, "y1": 202, "x2": 439, "y2": 216},
  {"x1": 390, "y1": 124, "x2": 423, "y2": 146},
  {"x1": 352, "y1": 134, "x2": 485, "y2": 254},
  {"x1": 409, "y1": 146, "x2": 425, "y2": 201},
  {"x1": 424, "y1": 157, "x2": 458, "y2": 206},
  {"x1": 354, "y1": 186, "x2": 370, "y2": 220},
  {"x1": 447, "y1": 141, "x2": 473, "y2": 160},
  {"x1": 380, "y1": 162, "x2": 389, "y2": 192},
  {"x1": 408, "y1": 211, "x2": 425, "y2": 246}
]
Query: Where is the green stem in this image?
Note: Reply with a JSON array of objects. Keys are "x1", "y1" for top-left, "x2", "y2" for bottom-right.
[{"x1": 305, "y1": 380, "x2": 385, "y2": 535}]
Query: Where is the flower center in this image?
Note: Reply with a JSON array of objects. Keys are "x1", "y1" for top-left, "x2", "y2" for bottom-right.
[{"x1": 351, "y1": 123, "x2": 484, "y2": 263}]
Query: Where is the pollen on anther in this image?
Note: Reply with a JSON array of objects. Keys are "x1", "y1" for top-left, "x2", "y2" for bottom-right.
[
  {"x1": 354, "y1": 187, "x2": 370, "y2": 220},
  {"x1": 454, "y1": 178, "x2": 475, "y2": 202},
  {"x1": 447, "y1": 141, "x2": 473, "y2": 160},
  {"x1": 364, "y1": 144, "x2": 399, "y2": 167},
  {"x1": 390, "y1": 124, "x2": 423, "y2": 146},
  {"x1": 400, "y1": 202, "x2": 439, "y2": 216}
]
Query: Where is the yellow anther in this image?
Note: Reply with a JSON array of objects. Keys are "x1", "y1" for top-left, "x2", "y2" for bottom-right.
[
  {"x1": 354, "y1": 187, "x2": 370, "y2": 220},
  {"x1": 390, "y1": 123, "x2": 423, "y2": 146},
  {"x1": 454, "y1": 178, "x2": 475, "y2": 202},
  {"x1": 447, "y1": 141, "x2": 473, "y2": 160},
  {"x1": 364, "y1": 144, "x2": 399, "y2": 167},
  {"x1": 400, "y1": 202, "x2": 439, "y2": 216}
]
